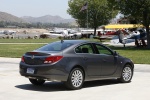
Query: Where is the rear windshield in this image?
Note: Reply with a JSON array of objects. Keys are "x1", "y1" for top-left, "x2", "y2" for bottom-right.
[{"x1": 36, "y1": 41, "x2": 73, "y2": 51}]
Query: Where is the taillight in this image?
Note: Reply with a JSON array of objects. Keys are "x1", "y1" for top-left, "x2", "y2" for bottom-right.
[
  {"x1": 44, "y1": 56, "x2": 63, "y2": 64},
  {"x1": 29, "y1": 52, "x2": 38, "y2": 55},
  {"x1": 21, "y1": 56, "x2": 25, "y2": 62}
]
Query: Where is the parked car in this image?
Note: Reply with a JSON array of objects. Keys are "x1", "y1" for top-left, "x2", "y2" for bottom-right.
[
  {"x1": 19, "y1": 40, "x2": 134, "y2": 90},
  {"x1": 42, "y1": 31, "x2": 67, "y2": 38},
  {"x1": 41, "y1": 29, "x2": 69, "y2": 39}
]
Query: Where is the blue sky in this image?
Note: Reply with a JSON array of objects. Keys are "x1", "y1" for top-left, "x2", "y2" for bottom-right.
[{"x1": 0, "y1": 0, "x2": 71, "y2": 18}]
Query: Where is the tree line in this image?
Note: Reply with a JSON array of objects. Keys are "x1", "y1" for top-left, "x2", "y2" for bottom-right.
[{"x1": 0, "y1": 21, "x2": 76, "y2": 28}]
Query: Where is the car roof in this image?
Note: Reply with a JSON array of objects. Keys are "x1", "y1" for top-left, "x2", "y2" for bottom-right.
[{"x1": 55, "y1": 40, "x2": 90, "y2": 44}]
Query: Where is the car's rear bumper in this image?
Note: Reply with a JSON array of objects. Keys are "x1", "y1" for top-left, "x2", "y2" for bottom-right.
[{"x1": 19, "y1": 62, "x2": 68, "y2": 81}]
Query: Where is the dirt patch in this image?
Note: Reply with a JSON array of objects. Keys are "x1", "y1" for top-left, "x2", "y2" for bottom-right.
[{"x1": 0, "y1": 28, "x2": 49, "y2": 34}]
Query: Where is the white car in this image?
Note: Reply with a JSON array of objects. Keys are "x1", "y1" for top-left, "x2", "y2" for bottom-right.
[
  {"x1": 68, "y1": 29, "x2": 82, "y2": 39},
  {"x1": 42, "y1": 30, "x2": 69, "y2": 39}
]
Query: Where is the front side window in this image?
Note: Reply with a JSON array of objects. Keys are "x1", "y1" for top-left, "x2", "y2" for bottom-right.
[
  {"x1": 95, "y1": 44, "x2": 112, "y2": 55},
  {"x1": 75, "y1": 44, "x2": 94, "y2": 54}
]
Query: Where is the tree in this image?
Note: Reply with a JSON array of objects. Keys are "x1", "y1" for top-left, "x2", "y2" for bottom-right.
[
  {"x1": 67, "y1": 0, "x2": 118, "y2": 36},
  {"x1": 108, "y1": 0, "x2": 150, "y2": 48}
]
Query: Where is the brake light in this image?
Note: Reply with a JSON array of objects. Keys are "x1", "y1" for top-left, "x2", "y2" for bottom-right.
[
  {"x1": 21, "y1": 56, "x2": 25, "y2": 62},
  {"x1": 29, "y1": 52, "x2": 38, "y2": 55},
  {"x1": 44, "y1": 56, "x2": 63, "y2": 64}
]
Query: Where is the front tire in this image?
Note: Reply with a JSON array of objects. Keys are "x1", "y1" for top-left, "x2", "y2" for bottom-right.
[
  {"x1": 29, "y1": 78, "x2": 45, "y2": 85},
  {"x1": 119, "y1": 64, "x2": 133, "y2": 83},
  {"x1": 65, "y1": 68, "x2": 84, "y2": 90}
]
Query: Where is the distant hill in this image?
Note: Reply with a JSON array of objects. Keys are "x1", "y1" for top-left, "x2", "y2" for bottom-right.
[
  {"x1": 0, "y1": 11, "x2": 75, "y2": 24},
  {"x1": 21, "y1": 15, "x2": 75, "y2": 24},
  {"x1": 0, "y1": 11, "x2": 26, "y2": 23}
]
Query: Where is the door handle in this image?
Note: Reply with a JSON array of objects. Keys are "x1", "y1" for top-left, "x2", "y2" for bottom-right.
[
  {"x1": 103, "y1": 59, "x2": 106, "y2": 62},
  {"x1": 83, "y1": 57, "x2": 88, "y2": 60}
]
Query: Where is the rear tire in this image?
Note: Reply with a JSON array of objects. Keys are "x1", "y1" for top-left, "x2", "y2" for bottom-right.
[
  {"x1": 65, "y1": 68, "x2": 84, "y2": 90},
  {"x1": 29, "y1": 78, "x2": 45, "y2": 85},
  {"x1": 118, "y1": 64, "x2": 133, "y2": 83}
]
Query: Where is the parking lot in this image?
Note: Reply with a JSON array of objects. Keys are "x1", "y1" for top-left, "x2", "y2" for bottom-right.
[{"x1": 0, "y1": 57, "x2": 150, "y2": 100}]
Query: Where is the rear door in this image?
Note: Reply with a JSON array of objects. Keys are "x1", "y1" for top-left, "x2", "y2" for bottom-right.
[{"x1": 75, "y1": 43, "x2": 101, "y2": 76}]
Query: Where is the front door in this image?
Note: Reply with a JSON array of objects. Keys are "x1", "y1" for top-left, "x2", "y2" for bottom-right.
[{"x1": 94, "y1": 44, "x2": 117, "y2": 76}]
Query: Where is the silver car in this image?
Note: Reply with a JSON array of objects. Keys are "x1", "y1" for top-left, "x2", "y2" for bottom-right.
[{"x1": 20, "y1": 40, "x2": 134, "y2": 90}]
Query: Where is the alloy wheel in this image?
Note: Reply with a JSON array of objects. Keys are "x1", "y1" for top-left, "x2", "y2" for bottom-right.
[
  {"x1": 122, "y1": 66, "x2": 132, "y2": 82},
  {"x1": 71, "y1": 69, "x2": 83, "y2": 88},
  {"x1": 65, "y1": 68, "x2": 84, "y2": 90}
]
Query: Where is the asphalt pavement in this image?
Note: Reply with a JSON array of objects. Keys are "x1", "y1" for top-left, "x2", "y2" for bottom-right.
[{"x1": 0, "y1": 57, "x2": 150, "y2": 100}]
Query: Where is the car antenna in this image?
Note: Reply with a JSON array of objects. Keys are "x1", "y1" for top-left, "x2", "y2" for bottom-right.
[
  {"x1": 59, "y1": 37, "x2": 64, "y2": 43},
  {"x1": 61, "y1": 39, "x2": 64, "y2": 43}
]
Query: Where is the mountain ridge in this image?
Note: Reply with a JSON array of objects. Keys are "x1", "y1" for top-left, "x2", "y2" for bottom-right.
[
  {"x1": 21, "y1": 15, "x2": 75, "y2": 24},
  {"x1": 0, "y1": 11, "x2": 75, "y2": 24},
  {"x1": 0, "y1": 11, "x2": 26, "y2": 23}
]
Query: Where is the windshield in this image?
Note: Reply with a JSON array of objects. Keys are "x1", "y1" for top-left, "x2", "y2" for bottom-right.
[{"x1": 36, "y1": 41, "x2": 73, "y2": 51}]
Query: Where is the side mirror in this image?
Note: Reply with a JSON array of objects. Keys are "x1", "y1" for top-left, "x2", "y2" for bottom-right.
[{"x1": 114, "y1": 51, "x2": 118, "y2": 56}]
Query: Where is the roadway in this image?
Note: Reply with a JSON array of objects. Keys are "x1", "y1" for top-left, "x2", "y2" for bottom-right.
[{"x1": 0, "y1": 57, "x2": 150, "y2": 100}]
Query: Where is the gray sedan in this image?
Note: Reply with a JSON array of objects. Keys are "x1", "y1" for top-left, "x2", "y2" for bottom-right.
[{"x1": 20, "y1": 40, "x2": 134, "y2": 90}]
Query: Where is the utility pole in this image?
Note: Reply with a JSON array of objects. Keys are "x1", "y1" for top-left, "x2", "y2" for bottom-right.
[
  {"x1": 86, "y1": 1, "x2": 88, "y2": 29},
  {"x1": 87, "y1": 5, "x2": 88, "y2": 29}
]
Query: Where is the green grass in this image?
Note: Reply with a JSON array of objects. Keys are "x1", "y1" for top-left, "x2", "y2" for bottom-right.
[
  {"x1": 0, "y1": 44, "x2": 44, "y2": 58},
  {"x1": 0, "y1": 39, "x2": 150, "y2": 64},
  {"x1": 0, "y1": 38, "x2": 102, "y2": 43},
  {"x1": 0, "y1": 38, "x2": 59, "y2": 43},
  {"x1": 109, "y1": 46, "x2": 150, "y2": 64}
]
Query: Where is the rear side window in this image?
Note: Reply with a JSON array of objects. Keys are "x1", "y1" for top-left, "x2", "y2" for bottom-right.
[{"x1": 37, "y1": 41, "x2": 73, "y2": 51}]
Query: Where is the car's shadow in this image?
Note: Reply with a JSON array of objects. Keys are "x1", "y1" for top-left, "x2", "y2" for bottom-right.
[
  {"x1": 15, "y1": 79, "x2": 122, "y2": 92},
  {"x1": 15, "y1": 82, "x2": 67, "y2": 92}
]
